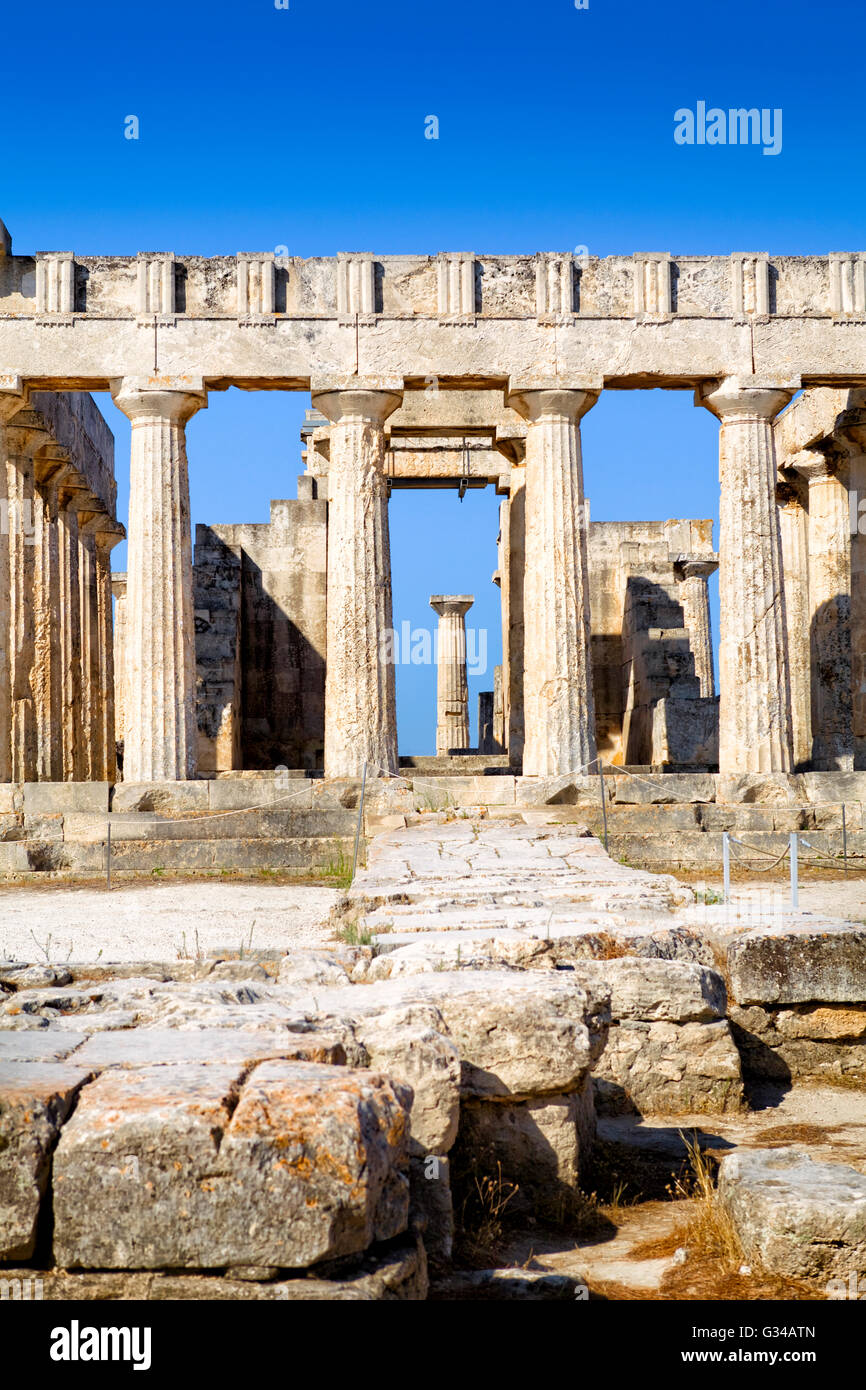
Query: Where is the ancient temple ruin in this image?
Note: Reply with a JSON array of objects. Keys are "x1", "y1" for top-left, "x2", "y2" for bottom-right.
[{"x1": 2, "y1": 220, "x2": 866, "y2": 785}]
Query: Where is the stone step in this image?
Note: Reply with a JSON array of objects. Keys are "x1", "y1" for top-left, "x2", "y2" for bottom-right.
[{"x1": 0, "y1": 836, "x2": 356, "y2": 878}]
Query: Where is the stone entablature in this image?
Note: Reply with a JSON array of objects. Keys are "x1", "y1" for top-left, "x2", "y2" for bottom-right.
[{"x1": 3, "y1": 246, "x2": 866, "y2": 385}]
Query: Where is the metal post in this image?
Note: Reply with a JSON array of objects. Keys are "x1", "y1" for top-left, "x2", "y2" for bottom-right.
[
  {"x1": 790, "y1": 831, "x2": 798, "y2": 909},
  {"x1": 722, "y1": 832, "x2": 730, "y2": 904},
  {"x1": 842, "y1": 804, "x2": 848, "y2": 875},
  {"x1": 352, "y1": 761, "x2": 368, "y2": 882},
  {"x1": 597, "y1": 759, "x2": 609, "y2": 852},
  {"x1": 106, "y1": 821, "x2": 111, "y2": 892}
]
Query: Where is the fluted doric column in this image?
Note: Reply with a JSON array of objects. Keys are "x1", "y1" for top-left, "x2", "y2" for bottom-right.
[
  {"x1": 32, "y1": 454, "x2": 67, "y2": 781},
  {"x1": 507, "y1": 385, "x2": 598, "y2": 778},
  {"x1": 776, "y1": 471, "x2": 812, "y2": 769},
  {"x1": 5, "y1": 410, "x2": 49, "y2": 781},
  {"x1": 0, "y1": 381, "x2": 27, "y2": 781},
  {"x1": 311, "y1": 382, "x2": 402, "y2": 778},
  {"x1": 94, "y1": 530, "x2": 123, "y2": 782},
  {"x1": 674, "y1": 557, "x2": 717, "y2": 697},
  {"x1": 430, "y1": 595, "x2": 473, "y2": 754},
  {"x1": 790, "y1": 448, "x2": 854, "y2": 770},
  {"x1": 111, "y1": 380, "x2": 206, "y2": 781},
  {"x1": 836, "y1": 406, "x2": 866, "y2": 768},
  {"x1": 57, "y1": 480, "x2": 87, "y2": 779},
  {"x1": 111, "y1": 572, "x2": 128, "y2": 757},
  {"x1": 698, "y1": 379, "x2": 794, "y2": 773}
]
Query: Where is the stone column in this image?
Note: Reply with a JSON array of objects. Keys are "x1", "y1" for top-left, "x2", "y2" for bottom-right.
[
  {"x1": 311, "y1": 382, "x2": 402, "y2": 778},
  {"x1": 776, "y1": 472, "x2": 812, "y2": 769},
  {"x1": 111, "y1": 572, "x2": 128, "y2": 757},
  {"x1": 57, "y1": 480, "x2": 86, "y2": 780},
  {"x1": 430, "y1": 595, "x2": 473, "y2": 754},
  {"x1": 32, "y1": 454, "x2": 67, "y2": 781},
  {"x1": 76, "y1": 511, "x2": 102, "y2": 780},
  {"x1": 697, "y1": 379, "x2": 794, "y2": 774},
  {"x1": 791, "y1": 448, "x2": 854, "y2": 770},
  {"x1": 834, "y1": 407, "x2": 866, "y2": 769},
  {"x1": 507, "y1": 386, "x2": 598, "y2": 778},
  {"x1": 111, "y1": 381, "x2": 206, "y2": 782},
  {"x1": 94, "y1": 527, "x2": 123, "y2": 782},
  {"x1": 5, "y1": 411, "x2": 47, "y2": 781},
  {"x1": 0, "y1": 381, "x2": 27, "y2": 781},
  {"x1": 674, "y1": 557, "x2": 717, "y2": 697}
]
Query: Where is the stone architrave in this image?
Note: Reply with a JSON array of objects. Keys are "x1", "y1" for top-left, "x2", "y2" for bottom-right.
[
  {"x1": 674, "y1": 557, "x2": 717, "y2": 697},
  {"x1": 429, "y1": 595, "x2": 473, "y2": 754},
  {"x1": 311, "y1": 382, "x2": 402, "y2": 779},
  {"x1": 507, "y1": 385, "x2": 599, "y2": 779},
  {"x1": 697, "y1": 379, "x2": 794, "y2": 774},
  {"x1": 112, "y1": 380, "x2": 207, "y2": 782},
  {"x1": 791, "y1": 447, "x2": 854, "y2": 770}
]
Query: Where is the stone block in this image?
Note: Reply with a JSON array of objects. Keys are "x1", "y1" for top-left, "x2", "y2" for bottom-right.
[
  {"x1": 573, "y1": 957, "x2": 727, "y2": 1023},
  {"x1": 717, "y1": 773, "x2": 805, "y2": 805},
  {"x1": 409, "y1": 1154, "x2": 453, "y2": 1269},
  {"x1": 69, "y1": 1028, "x2": 347, "y2": 1071},
  {"x1": 727, "y1": 930, "x2": 866, "y2": 1005},
  {"x1": 23, "y1": 783, "x2": 110, "y2": 814},
  {"x1": 453, "y1": 1083, "x2": 594, "y2": 1221},
  {"x1": 111, "y1": 782, "x2": 209, "y2": 814},
  {"x1": 0, "y1": 1061, "x2": 90, "y2": 1260},
  {"x1": 611, "y1": 773, "x2": 716, "y2": 804},
  {"x1": 0, "y1": 844, "x2": 34, "y2": 873},
  {"x1": 515, "y1": 774, "x2": 606, "y2": 807},
  {"x1": 354, "y1": 1003, "x2": 461, "y2": 1154},
  {"x1": 412, "y1": 776, "x2": 515, "y2": 809},
  {"x1": 801, "y1": 771, "x2": 866, "y2": 806},
  {"x1": 52, "y1": 1061, "x2": 411, "y2": 1271},
  {"x1": 718, "y1": 1148, "x2": 866, "y2": 1281},
  {"x1": 593, "y1": 1018, "x2": 744, "y2": 1115},
  {"x1": 209, "y1": 778, "x2": 313, "y2": 812}
]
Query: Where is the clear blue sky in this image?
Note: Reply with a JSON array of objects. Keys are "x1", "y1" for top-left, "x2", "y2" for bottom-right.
[{"x1": 3, "y1": 0, "x2": 863, "y2": 753}]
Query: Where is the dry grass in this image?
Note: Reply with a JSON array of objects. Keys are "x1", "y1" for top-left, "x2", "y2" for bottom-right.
[
  {"x1": 666, "y1": 1131, "x2": 743, "y2": 1268},
  {"x1": 453, "y1": 1163, "x2": 520, "y2": 1269}
]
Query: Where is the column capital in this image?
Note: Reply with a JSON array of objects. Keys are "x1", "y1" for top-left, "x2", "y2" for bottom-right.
[
  {"x1": 696, "y1": 377, "x2": 795, "y2": 423},
  {"x1": 311, "y1": 380, "x2": 403, "y2": 426},
  {"x1": 507, "y1": 383, "x2": 600, "y2": 423},
  {"x1": 788, "y1": 446, "x2": 844, "y2": 482},
  {"x1": 833, "y1": 406, "x2": 866, "y2": 455},
  {"x1": 673, "y1": 554, "x2": 719, "y2": 582},
  {"x1": 0, "y1": 376, "x2": 26, "y2": 424},
  {"x1": 430, "y1": 593, "x2": 474, "y2": 618},
  {"x1": 111, "y1": 377, "x2": 207, "y2": 424}
]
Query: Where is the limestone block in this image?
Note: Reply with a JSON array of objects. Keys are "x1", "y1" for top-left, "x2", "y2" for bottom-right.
[
  {"x1": 367, "y1": 934, "x2": 556, "y2": 980},
  {"x1": 313, "y1": 970, "x2": 609, "y2": 1101},
  {"x1": 453, "y1": 1082, "x2": 594, "y2": 1221},
  {"x1": 69, "y1": 1028, "x2": 347, "y2": 1071},
  {"x1": 409, "y1": 1155, "x2": 453, "y2": 1268},
  {"x1": 412, "y1": 776, "x2": 516, "y2": 809},
  {"x1": 277, "y1": 950, "x2": 352, "y2": 988},
  {"x1": 431, "y1": 1268, "x2": 581, "y2": 1300},
  {"x1": 22, "y1": 783, "x2": 110, "y2": 814},
  {"x1": 209, "y1": 778, "x2": 313, "y2": 812},
  {"x1": 111, "y1": 781, "x2": 209, "y2": 814},
  {"x1": 1, "y1": 1240, "x2": 428, "y2": 1301},
  {"x1": 0, "y1": 844, "x2": 35, "y2": 873},
  {"x1": 572, "y1": 957, "x2": 727, "y2": 1023},
  {"x1": 23, "y1": 814, "x2": 64, "y2": 842},
  {"x1": 593, "y1": 1018, "x2": 744, "y2": 1115},
  {"x1": 727, "y1": 929, "x2": 866, "y2": 1005},
  {"x1": 515, "y1": 773, "x2": 607, "y2": 806},
  {"x1": 718, "y1": 1148, "x2": 866, "y2": 1281},
  {"x1": 0, "y1": 1033, "x2": 82, "y2": 1063},
  {"x1": 0, "y1": 786, "x2": 20, "y2": 814},
  {"x1": 354, "y1": 1003, "x2": 461, "y2": 1154},
  {"x1": 53, "y1": 1061, "x2": 411, "y2": 1270},
  {"x1": 611, "y1": 773, "x2": 716, "y2": 804},
  {"x1": 801, "y1": 771, "x2": 866, "y2": 805},
  {"x1": 0, "y1": 1061, "x2": 90, "y2": 1260},
  {"x1": 717, "y1": 773, "x2": 804, "y2": 805}
]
